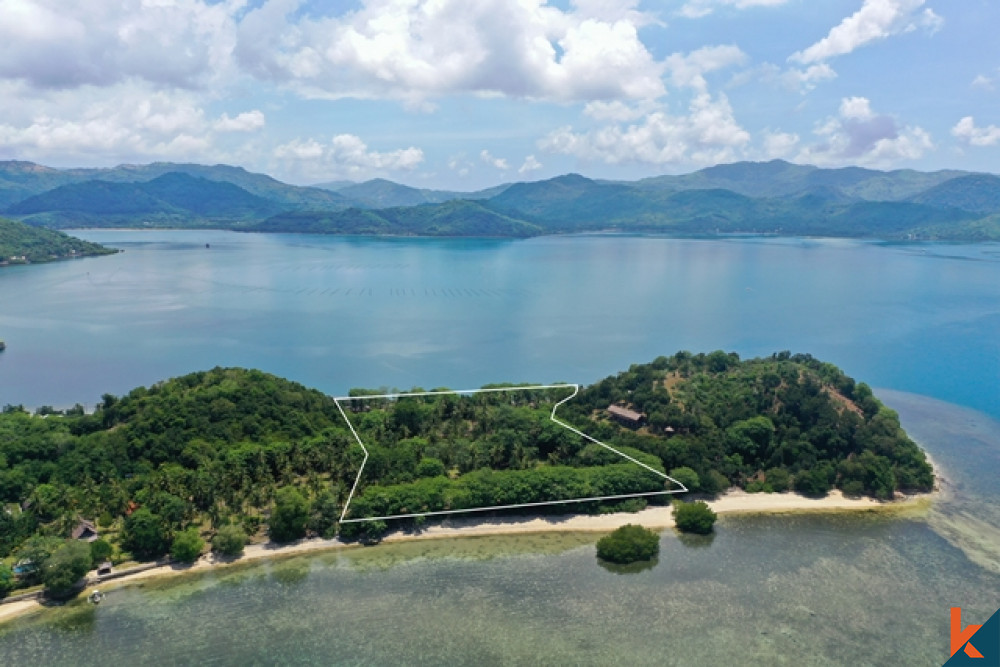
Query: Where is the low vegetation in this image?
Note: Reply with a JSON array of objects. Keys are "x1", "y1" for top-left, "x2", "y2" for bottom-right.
[
  {"x1": 170, "y1": 527, "x2": 205, "y2": 563},
  {"x1": 596, "y1": 524, "x2": 660, "y2": 564},
  {"x1": 211, "y1": 524, "x2": 247, "y2": 557},
  {"x1": 673, "y1": 501, "x2": 718, "y2": 535},
  {"x1": 0, "y1": 352, "x2": 933, "y2": 598}
]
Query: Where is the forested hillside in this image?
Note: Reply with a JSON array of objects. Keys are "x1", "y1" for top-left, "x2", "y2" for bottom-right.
[
  {"x1": 7, "y1": 173, "x2": 285, "y2": 227},
  {"x1": 0, "y1": 217, "x2": 116, "y2": 264},
  {"x1": 252, "y1": 200, "x2": 543, "y2": 237},
  {"x1": 0, "y1": 353, "x2": 933, "y2": 579},
  {"x1": 4, "y1": 159, "x2": 1000, "y2": 240}
]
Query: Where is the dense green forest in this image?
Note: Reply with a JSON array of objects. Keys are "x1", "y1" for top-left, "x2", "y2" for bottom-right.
[
  {"x1": 0, "y1": 217, "x2": 116, "y2": 265},
  {"x1": 0, "y1": 353, "x2": 933, "y2": 592}
]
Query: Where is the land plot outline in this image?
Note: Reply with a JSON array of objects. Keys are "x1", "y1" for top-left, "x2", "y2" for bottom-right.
[{"x1": 334, "y1": 384, "x2": 687, "y2": 523}]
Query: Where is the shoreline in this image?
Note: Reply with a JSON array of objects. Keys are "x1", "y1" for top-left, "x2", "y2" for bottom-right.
[{"x1": 0, "y1": 487, "x2": 935, "y2": 627}]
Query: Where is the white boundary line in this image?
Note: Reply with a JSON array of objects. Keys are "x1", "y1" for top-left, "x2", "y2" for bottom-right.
[{"x1": 334, "y1": 384, "x2": 687, "y2": 523}]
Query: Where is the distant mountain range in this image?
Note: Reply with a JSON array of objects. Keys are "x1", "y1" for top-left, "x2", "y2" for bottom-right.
[{"x1": 3, "y1": 159, "x2": 999, "y2": 240}]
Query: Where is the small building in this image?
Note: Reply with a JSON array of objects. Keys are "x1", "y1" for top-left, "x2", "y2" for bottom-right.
[
  {"x1": 71, "y1": 519, "x2": 100, "y2": 543},
  {"x1": 97, "y1": 561, "x2": 113, "y2": 576},
  {"x1": 607, "y1": 404, "x2": 647, "y2": 429}
]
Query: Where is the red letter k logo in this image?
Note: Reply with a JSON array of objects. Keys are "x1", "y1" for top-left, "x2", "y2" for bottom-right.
[{"x1": 952, "y1": 607, "x2": 985, "y2": 658}]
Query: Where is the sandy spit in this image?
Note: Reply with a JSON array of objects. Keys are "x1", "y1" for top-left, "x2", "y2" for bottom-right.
[{"x1": 0, "y1": 487, "x2": 934, "y2": 626}]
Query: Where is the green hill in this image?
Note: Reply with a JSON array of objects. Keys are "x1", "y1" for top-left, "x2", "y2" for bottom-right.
[
  {"x1": 0, "y1": 160, "x2": 351, "y2": 212},
  {"x1": 636, "y1": 160, "x2": 967, "y2": 201},
  {"x1": 253, "y1": 199, "x2": 542, "y2": 237},
  {"x1": 325, "y1": 178, "x2": 511, "y2": 208},
  {"x1": 0, "y1": 162, "x2": 80, "y2": 209},
  {"x1": 9, "y1": 181, "x2": 181, "y2": 218},
  {"x1": 7, "y1": 173, "x2": 285, "y2": 227},
  {"x1": 907, "y1": 174, "x2": 1000, "y2": 214},
  {"x1": 0, "y1": 217, "x2": 117, "y2": 264}
]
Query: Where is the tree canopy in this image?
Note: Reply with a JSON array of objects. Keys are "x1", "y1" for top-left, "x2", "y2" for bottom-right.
[
  {"x1": 171, "y1": 528, "x2": 205, "y2": 563},
  {"x1": 42, "y1": 540, "x2": 92, "y2": 598},
  {"x1": 596, "y1": 524, "x2": 660, "y2": 564},
  {"x1": 673, "y1": 501, "x2": 718, "y2": 535}
]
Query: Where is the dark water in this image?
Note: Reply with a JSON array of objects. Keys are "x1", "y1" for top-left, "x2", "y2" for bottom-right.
[{"x1": 0, "y1": 233, "x2": 998, "y2": 665}]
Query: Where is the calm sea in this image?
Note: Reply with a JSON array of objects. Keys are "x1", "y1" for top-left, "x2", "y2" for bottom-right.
[{"x1": 0, "y1": 232, "x2": 998, "y2": 665}]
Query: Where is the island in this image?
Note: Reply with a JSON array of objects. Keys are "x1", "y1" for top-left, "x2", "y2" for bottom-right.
[
  {"x1": 0, "y1": 217, "x2": 117, "y2": 266},
  {"x1": 0, "y1": 351, "x2": 934, "y2": 609}
]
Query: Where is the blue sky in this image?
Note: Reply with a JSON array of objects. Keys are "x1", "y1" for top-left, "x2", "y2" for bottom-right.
[{"x1": 1, "y1": 0, "x2": 999, "y2": 189}]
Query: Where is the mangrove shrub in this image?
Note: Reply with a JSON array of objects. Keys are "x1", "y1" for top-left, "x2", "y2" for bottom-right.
[{"x1": 596, "y1": 524, "x2": 660, "y2": 564}]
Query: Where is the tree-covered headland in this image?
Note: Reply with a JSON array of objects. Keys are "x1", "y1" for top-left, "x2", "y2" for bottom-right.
[
  {"x1": 0, "y1": 352, "x2": 933, "y2": 596},
  {"x1": 0, "y1": 216, "x2": 116, "y2": 265}
]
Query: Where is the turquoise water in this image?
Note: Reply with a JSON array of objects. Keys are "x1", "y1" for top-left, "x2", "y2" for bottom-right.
[
  {"x1": 1, "y1": 233, "x2": 998, "y2": 418},
  {"x1": 0, "y1": 232, "x2": 999, "y2": 665}
]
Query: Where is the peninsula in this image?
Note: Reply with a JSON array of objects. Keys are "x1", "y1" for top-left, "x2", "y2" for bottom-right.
[
  {"x1": 0, "y1": 217, "x2": 116, "y2": 266},
  {"x1": 0, "y1": 351, "x2": 934, "y2": 608}
]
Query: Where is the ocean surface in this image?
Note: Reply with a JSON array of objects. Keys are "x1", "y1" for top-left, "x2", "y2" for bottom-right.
[{"x1": 0, "y1": 232, "x2": 998, "y2": 665}]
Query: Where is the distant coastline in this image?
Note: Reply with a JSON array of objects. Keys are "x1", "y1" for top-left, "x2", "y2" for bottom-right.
[{"x1": 5, "y1": 159, "x2": 1000, "y2": 242}]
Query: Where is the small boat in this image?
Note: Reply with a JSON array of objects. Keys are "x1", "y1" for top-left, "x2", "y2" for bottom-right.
[{"x1": 88, "y1": 590, "x2": 104, "y2": 604}]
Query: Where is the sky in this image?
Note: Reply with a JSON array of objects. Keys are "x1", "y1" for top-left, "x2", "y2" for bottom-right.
[{"x1": 1, "y1": 0, "x2": 999, "y2": 189}]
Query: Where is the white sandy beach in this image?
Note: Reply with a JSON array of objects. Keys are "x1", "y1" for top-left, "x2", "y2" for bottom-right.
[{"x1": 0, "y1": 487, "x2": 934, "y2": 625}]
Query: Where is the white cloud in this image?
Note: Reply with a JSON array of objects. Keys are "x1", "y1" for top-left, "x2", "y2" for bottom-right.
[
  {"x1": 331, "y1": 135, "x2": 424, "y2": 171},
  {"x1": 274, "y1": 138, "x2": 325, "y2": 161},
  {"x1": 679, "y1": 0, "x2": 791, "y2": 20},
  {"x1": 783, "y1": 64, "x2": 838, "y2": 91},
  {"x1": 730, "y1": 62, "x2": 837, "y2": 94},
  {"x1": 952, "y1": 116, "x2": 1000, "y2": 147},
  {"x1": 0, "y1": 79, "x2": 282, "y2": 167},
  {"x1": 761, "y1": 130, "x2": 800, "y2": 159},
  {"x1": 447, "y1": 154, "x2": 473, "y2": 177},
  {"x1": 0, "y1": 0, "x2": 239, "y2": 90},
  {"x1": 518, "y1": 155, "x2": 543, "y2": 174},
  {"x1": 917, "y1": 8, "x2": 944, "y2": 33},
  {"x1": 791, "y1": 0, "x2": 942, "y2": 65},
  {"x1": 0, "y1": 86, "x2": 229, "y2": 161},
  {"x1": 234, "y1": 0, "x2": 666, "y2": 104},
  {"x1": 480, "y1": 150, "x2": 509, "y2": 170},
  {"x1": 665, "y1": 45, "x2": 747, "y2": 92},
  {"x1": 971, "y1": 71, "x2": 1000, "y2": 92},
  {"x1": 583, "y1": 100, "x2": 659, "y2": 122},
  {"x1": 214, "y1": 110, "x2": 266, "y2": 133},
  {"x1": 274, "y1": 134, "x2": 424, "y2": 180},
  {"x1": 796, "y1": 96, "x2": 933, "y2": 166},
  {"x1": 540, "y1": 93, "x2": 750, "y2": 166},
  {"x1": 972, "y1": 74, "x2": 994, "y2": 90}
]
